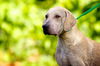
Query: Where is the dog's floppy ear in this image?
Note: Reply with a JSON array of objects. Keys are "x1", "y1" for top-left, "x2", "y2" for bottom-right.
[{"x1": 64, "y1": 10, "x2": 76, "y2": 31}]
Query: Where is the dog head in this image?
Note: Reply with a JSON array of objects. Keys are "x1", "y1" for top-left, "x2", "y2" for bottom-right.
[{"x1": 42, "y1": 7, "x2": 76, "y2": 35}]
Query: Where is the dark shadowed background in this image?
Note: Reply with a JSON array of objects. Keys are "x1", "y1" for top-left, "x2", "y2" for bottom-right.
[{"x1": 0, "y1": 0, "x2": 100, "y2": 66}]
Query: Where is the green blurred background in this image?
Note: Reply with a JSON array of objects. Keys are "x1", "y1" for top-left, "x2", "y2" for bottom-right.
[{"x1": 0, "y1": 0, "x2": 100, "y2": 66}]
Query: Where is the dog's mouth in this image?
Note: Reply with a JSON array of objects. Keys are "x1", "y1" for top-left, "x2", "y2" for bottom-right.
[
  {"x1": 43, "y1": 29, "x2": 57, "y2": 36},
  {"x1": 42, "y1": 25, "x2": 58, "y2": 36},
  {"x1": 43, "y1": 29, "x2": 50, "y2": 35}
]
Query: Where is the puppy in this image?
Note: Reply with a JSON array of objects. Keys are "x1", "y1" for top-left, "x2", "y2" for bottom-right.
[{"x1": 42, "y1": 7, "x2": 100, "y2": 66}]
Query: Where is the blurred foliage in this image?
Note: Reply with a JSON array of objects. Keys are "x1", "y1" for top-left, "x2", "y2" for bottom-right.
[{"x1": 0, "y1": 0, "x2": 100, "y2": 66}]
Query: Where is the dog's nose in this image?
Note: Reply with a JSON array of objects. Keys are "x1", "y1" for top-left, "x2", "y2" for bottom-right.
[
  {"x1": 42, "y1": 25, "x2": 49, "y2": 30},
  {"x1": 42, "y1": 24, "x2": 50, "y2": 34}
]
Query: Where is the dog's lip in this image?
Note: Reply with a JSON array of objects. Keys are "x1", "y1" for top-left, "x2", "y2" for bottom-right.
[
  {"x1": 44, "y1": 33, "x2": 57, "y2": 36},
  {"x1": 43, "y1": 30, "x2": 57, "y2": 36},
  {"x1": 43, "y1": 29, "x2": 50, "y2": 34}
]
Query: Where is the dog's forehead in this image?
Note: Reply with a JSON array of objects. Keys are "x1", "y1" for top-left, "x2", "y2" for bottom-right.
[{"x1": 47, "y1": 7, "x2": 66, "y2": 15}]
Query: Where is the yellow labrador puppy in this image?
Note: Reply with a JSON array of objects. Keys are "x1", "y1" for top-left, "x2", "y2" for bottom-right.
[{"x1": 42, "y1": 7, "x2": 100, "y2": 66}]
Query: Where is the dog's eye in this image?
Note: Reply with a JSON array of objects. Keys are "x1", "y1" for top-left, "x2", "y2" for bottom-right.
[
  {"x1": 55, "y1": 15, "x2": 61, "y2": 18},
  {"x1": 45, "y1": 15, "x2": 48, "y2": 19}
]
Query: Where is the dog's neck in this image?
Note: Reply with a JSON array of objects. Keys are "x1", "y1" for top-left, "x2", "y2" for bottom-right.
[{"x1": 59, "y1": 25, "x2": 83, "y2": 47}]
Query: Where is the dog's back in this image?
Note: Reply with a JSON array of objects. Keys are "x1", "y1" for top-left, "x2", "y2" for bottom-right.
[
  {"x1": 92, "y1": 41, "x2": 100, "y2": 66},
  {"x1": 85, "y1": 38, "x2": 100, "y2": 66}
]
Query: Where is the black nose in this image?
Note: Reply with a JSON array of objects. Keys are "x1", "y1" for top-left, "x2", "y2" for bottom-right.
[
  {"x1": 42, "y1": 24, "x2": 49, "y2": 34},
  {"x1": 42, "y1": 25, "x2": 49, "y2": 30}
]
